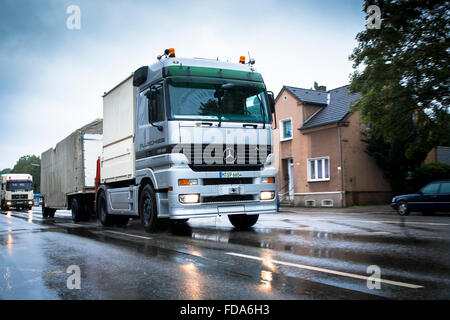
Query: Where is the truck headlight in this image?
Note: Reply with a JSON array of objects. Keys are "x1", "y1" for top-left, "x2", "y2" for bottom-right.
[
  {"x1": 260, "y1": 191, "x2": 275, "y2": 200},
  {"x1": 28, "y1": 201, "x2": 33, "y2": 205},
  {"x1": 179, "y1": 194, "x2": 200, "y2": 204},
  {"x1": 6, "y1": 202, "x2": 12, "y2": 206},
  {"x1": 261, "y1": 177, "x2": 275, "y2": 183}
]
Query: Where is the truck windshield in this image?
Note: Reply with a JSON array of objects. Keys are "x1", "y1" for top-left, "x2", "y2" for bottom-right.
[
  {"x1": 168, "y1": 81, "x2": 270, "y2": 123},
  {"x1": 6, "y1": 181, "x2": 32, "y2": 191}
]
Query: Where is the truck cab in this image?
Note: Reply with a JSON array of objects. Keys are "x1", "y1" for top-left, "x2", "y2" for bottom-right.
[
  {"x1": 97, "y1": 50, "x2": 277, "y2": 231},
  {"x1": 1, "y1": 174, "x2": 34, "y2": 211}
]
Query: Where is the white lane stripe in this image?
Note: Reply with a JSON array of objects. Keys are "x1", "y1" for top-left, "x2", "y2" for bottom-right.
[
  {"x1": 104, "y1": 230, "x2": 152, "y2": 240},
  {"x1": 311, "y1": 218, "x2": 449, "y2": 226},
  {"x1": 362, "y1": 221, "x2": 450, "y2": 226},
  {"x1": 226, "y1": 252, "x2": 424, "y2": 289}
]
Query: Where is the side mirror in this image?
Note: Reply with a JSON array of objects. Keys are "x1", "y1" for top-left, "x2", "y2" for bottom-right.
[
  {"x1": 267, "y1": 91, "x2": 275, "y2": 114},
  {"x1": 145, "y1": 89, "x2": 163, "y2": 131},
  {"x1": 147, "y1": 92, "x2": 157, "y2": 123}
]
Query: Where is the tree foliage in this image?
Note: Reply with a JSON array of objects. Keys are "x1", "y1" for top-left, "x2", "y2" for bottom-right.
[
  {"x1": 362, "y1": 133, "x2": 427, "y2": 194},
  {"x1": 413, "y1": 162, "x2": 450, "y2": 190},
  {"x1": 350, "y1": 0, "x2": 450, "y2": 158}
]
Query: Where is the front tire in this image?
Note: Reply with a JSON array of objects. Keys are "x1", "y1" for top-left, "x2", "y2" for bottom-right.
[
  {"x1": 228, "y1": 214, "x2": 259, "y2": 230},
  {"x1": 396, "y1": 200, "x2": 410, "y2": 216},
  {"x1": 139, "y1": 184, "x2": 159, "y2": 233},
  {"x1": 97, "y1": 190, "x2": 114, "y2": 226}
]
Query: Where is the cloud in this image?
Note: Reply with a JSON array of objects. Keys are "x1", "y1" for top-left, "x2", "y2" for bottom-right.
[{"x1": 0, "y1": 0, "x2": 365, "y2": 169}]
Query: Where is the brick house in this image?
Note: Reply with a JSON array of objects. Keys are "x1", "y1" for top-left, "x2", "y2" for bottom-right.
[{"x1": 273, "y1": 85, "x2": 391, "y2": 207}]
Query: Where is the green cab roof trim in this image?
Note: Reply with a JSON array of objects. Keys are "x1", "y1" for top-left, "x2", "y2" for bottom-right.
[{"x1": 164, "y1": 65, "x2": 264, "y2": 83}]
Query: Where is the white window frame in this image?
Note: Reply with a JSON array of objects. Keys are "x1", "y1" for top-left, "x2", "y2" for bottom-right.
[
  {"x1": 279, "y1": 117, "x2": 293, "y2": 141},
  {"x1": 307, "y1": 156, "x2": 330, "y2": 182}
]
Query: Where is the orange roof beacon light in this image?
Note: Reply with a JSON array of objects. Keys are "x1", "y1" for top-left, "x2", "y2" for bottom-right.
[
  {"x1": 169, "y1": 48, "x2": 175, "y2": 57},
  {"x1": 239, "y1": 56, "x2": 245, "y2": 64}
]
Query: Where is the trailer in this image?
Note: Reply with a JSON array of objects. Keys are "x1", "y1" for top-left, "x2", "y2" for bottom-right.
[{"x1": 40, "y1": 119, "x2": 103, "y2": 220}]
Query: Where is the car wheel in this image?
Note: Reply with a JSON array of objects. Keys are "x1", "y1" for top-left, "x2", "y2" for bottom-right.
[
  {"x1": 396, "y1": 200, "x2": 410, "y2": 216},
  {"x1": 228, "y1": 214, "x2": 259, "y2": 230}
]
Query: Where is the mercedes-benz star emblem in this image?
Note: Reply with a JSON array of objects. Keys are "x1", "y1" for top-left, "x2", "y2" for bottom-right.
[{"x1": 224, "y1": 147, "x2": 236, "y2": 164}]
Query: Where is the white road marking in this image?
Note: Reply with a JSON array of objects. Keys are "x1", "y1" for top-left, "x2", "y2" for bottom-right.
[
  {"x1": 309, "y1": 218, "x2": 449, "y2": 226},
  {"x1": 226, "y1": 252, "x2": 424, "y2": 289},
  {"x1": 104, "y1": 230, "x2": 152, "y2": 240}
]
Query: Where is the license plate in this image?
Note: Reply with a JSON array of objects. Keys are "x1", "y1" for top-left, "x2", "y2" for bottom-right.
[{"x1": 220, "y1": 172, "x2": 243, "y2": 178}]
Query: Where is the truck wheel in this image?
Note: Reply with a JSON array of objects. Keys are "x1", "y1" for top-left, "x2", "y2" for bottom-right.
[
  {"x1": 48, "y1": 210, "x2": 55, "y2": 218},
  {"x1": 139, "y1": 184, "x2": 159, "y2": 233},
  {"x1": 228, "y1": 214, "x2": 259, "y2": 230},
  {"x1": 71, "y1": 198, "x2": 84, "y2": 222},
  {"x1": 97, "y1": 191, "x2": 114, "y2": 226}
]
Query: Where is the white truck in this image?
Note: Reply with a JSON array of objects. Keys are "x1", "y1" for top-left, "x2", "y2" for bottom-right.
[
  {"x1": 40, "y1": 119, "x2": 103, "y2": 220},
  {"x1": 96, "y1": 49, "x2": 277, "y2": 231},
  {"x1": 1, "y1": 173, "x2": 34, "y2": 210}
]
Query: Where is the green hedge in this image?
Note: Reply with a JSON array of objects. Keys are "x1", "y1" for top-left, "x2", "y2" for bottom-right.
[{"x1": 412, "y1": 162, "x2": 450, "y2": 190}]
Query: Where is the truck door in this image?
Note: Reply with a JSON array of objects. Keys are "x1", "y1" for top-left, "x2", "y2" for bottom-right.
[{"x1": 136, "y1": 82, "x2": 166, "y2": 160}]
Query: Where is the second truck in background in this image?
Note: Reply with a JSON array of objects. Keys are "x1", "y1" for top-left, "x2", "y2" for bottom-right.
[{"x1": 40, "y1": 119, "x2": 103, "y2": 220}]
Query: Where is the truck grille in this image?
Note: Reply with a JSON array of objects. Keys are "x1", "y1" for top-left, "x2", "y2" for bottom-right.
[
  {"x1": 173, "y1": 144, "x2": 271, "y2": 172},
  {"x1": 12, "y1": 194, "x2": 28, "y2": 200},
  {"x1": 203, "y1": 195, "x2": 254, "y2": 203}
]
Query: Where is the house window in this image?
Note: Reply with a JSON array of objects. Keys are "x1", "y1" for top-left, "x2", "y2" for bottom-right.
[
  {"x1": 307, "y1": 157, "x2": 330, "y2": 181},
  {"x1": 280, "y1": 118, "x2": 293, "y2": 141}
]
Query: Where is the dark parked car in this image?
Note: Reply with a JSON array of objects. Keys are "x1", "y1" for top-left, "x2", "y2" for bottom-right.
[{"x1": 391, "y1": 180, "x2": 450, "y2": 216}]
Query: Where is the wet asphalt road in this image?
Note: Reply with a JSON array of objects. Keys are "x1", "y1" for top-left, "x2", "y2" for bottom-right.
[{"x1": 1, "y1": 207, "x2": 449, "y2": 300}]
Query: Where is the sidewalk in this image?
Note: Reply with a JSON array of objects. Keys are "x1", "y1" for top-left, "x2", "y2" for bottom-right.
[{"x1": 278, "y1": 204, "x2": 395, "y2": 214}]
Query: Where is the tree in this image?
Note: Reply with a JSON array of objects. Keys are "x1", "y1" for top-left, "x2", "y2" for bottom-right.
[
  {"x1": 1, "y1": 168, "x2": 12, "y2": 174},
  {"x1": 11, "y1": 155, "x2": 41, "y2": 193},
  {"x1": 363, "y1": 133, "x2": 428, "y2": 194},
  {"x1": 350, "y1": 0, "x2": 450, "y2": 159}
]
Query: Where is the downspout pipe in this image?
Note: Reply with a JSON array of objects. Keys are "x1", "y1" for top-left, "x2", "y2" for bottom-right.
[{"x1": 338, "y1": 125, "x2": 345, "y2": 207}]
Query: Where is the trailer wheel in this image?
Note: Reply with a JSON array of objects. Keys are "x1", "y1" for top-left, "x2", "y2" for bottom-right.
[
  {"x1": 42, "y1": 200, "x2": 49, "y2": 218},
  {"x1": 97, "y1": 191, "x2": 114, "y2": 226},
  {"x1": 228, "y1": 214, "x2": 259, "y2": 230},
  {"x1": 71, "y1": 198, "x2": 84, "y2": 222},
  {"x1": 139, "y1": 184, "x2": 159, "y2": 233}
]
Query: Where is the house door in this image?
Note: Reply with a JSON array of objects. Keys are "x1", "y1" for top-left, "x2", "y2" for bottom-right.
[{"x1": 288, "y1": 158, "x2": 294, "y2": 201}]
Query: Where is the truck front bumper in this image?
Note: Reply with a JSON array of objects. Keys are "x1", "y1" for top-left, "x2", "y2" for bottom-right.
[
  {"x1": 159, "y1": 163, "x2": 278, "y2": 219},
  {"x1": 3, "y1": 200, "x2": 33, "y2": 208}
]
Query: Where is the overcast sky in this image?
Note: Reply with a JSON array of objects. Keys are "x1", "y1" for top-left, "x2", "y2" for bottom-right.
[{"x1": 0, "y1": 0, "x2": 366, "y2": 169}]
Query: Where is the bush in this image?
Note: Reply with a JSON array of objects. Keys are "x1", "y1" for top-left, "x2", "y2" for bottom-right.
[{"x1": 412, "y1": 162, "x2": 450, "y2": 190}]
